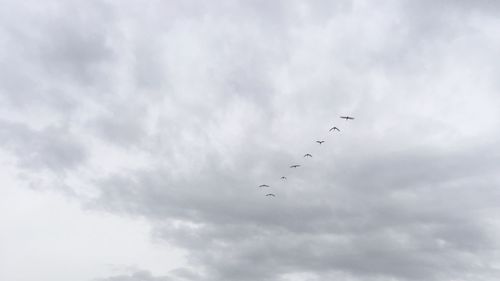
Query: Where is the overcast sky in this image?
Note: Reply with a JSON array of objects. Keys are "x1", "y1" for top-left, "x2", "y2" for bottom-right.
[{"x1": 1, "y1": 1, "x2": 500, "y2": 281}]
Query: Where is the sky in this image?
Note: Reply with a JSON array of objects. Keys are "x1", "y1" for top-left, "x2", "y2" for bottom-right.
[{"x1": 1, "y1": 0, "x2": 500, "y2": 280}]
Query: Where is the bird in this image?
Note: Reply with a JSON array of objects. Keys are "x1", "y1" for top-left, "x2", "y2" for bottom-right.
[
  {"x1": 329, "y1": 126, "x2": 340, "y2": 132},
  {"x1": 316, "y1": 140, "x2": 325, "y2": 144},
  {"x1": 266, "y1": 193, "x2": 276, "y2": 197},
  {"x1": 290, "y1": 165, "x2": 301, "y2": 168},
  {"x1": 259, "y1": 184, "x2": 269, "y2": 187},
  {"x1": 304, "y1": 154, "x2": 312, "y2": 157},
  {"x1": 340, "y1": 116, "x2": 355, "y2": 120},
  {"x1": 281, "y1": 176, "x2": 287, "y2": 180}
]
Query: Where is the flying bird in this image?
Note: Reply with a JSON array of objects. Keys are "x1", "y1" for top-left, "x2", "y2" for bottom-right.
[
  {"x1": 281, "y1": 176, "x2": 287, "y2": 180},
  {"x1": 266, "y1": 193, "x2": 276, "y2": 197},
  {"x1": 316, "y1": 140, "x2": 325, "y2": 144},
  {"x1": 340, "y1": 116, "x2": 355, "y2": 120},
  {"x1": 290, "y1": 165, "x2": 301, "y2": 168},
  {"x1": 329, "y1": 126, "x2": 340, "y2": 132},
  {"x1": 259, "y1": 184, "x2": 269, "y2": 187},
  {"x1": 304, "y1": 154, "x2": 312, "y2": 157}
]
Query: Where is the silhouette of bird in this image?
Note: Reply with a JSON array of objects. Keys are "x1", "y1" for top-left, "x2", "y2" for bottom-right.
[
  {"x1": 340, "y1": 116, "x2": 354, "y2": 120},
  {"x1": 290, "y1": 165, "x2": 301, "y2": 168},
  {"x1": 281, "y1": 176, "x2": 287, "y2": 180},
  {"x1": 329, "y1": 126, "x2": 340, "y2": 132},
  {"x1": 304, "y1": 154, "x2": 312, "y2": 157},
  {"x1": 259, "y1": 184, "x2": 269, "y2": 187},
  {"x1": 316, "y1": 140, "x2": 325, "y2": 144},
  {"x1": 266, "y1": 193, "x2": 276, "y2": 197}
]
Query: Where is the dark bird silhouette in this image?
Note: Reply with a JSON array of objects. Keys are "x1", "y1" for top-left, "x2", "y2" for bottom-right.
[
  {"x1": 316, "y1": 140, "x2": 325, "y2": 144},
  {"x1": 290, "y1": 165, "x2": 301, "y2": 168},
  {"x1": 304, "y1": 154, "x2": 312, "y2": 157},
  {"x1": 266, "y1": 193, "x2": 276, "y2": 197},
  {"x1": 259, "y1": 184, "x2": 269, "y2": 187},
  {"x1": 281, "y1": 176, "x2": 287, "y2": 180},
  {"x1": 329, "y1": 126, "x2": 340, "y2": 132},
  {"x1": 340, "y1": 116, "x2": 355, "y2": 120}
]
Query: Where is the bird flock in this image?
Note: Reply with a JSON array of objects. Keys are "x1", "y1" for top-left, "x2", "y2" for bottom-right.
[{"x1": 259, "y1": 115, "x2": 355, "y2": 197}]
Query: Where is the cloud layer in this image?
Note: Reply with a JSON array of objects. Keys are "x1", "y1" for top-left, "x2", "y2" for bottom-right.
[{"x1": 2, "y1": 1, "x2": 500, "y2": 281}]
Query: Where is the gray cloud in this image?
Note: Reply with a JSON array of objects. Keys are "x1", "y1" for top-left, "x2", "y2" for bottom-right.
[
  {"x1": 0, "y1": 119, "x2": 87, "y2": 172},
  {"x1": 92, "y1": 138, "x2": 500, "y2": 280},
  {"x1": 2, "y1": 1, "x2": 500, "y2": 281},
  {"x1": 95, "y1": 270, "x2": 172, "y2": 281},
  {"x1": 95, "y1": 268, "x2": 203, "y2": 281}
]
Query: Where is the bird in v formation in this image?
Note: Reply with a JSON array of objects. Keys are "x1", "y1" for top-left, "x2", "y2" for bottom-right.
[
  {"x1": 259, "y1": 116, "x2": 354, "y2": 197},
  {"x1": 340, "y1": 116, "x2": 354, "y2": 120}
]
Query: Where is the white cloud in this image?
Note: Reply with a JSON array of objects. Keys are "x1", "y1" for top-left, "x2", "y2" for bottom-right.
[{"x1": 0, "y1": 161, "x2": 185, "y2": 281}]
